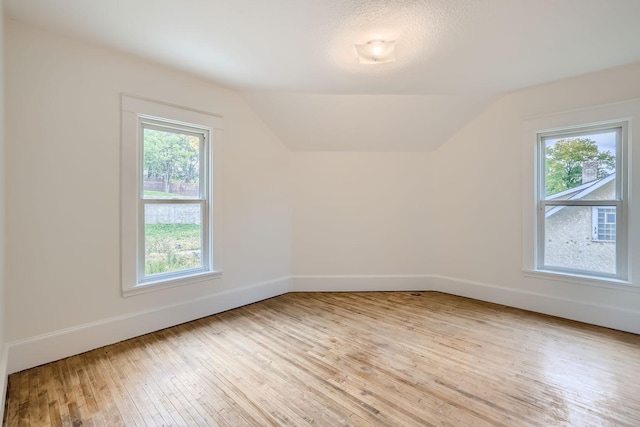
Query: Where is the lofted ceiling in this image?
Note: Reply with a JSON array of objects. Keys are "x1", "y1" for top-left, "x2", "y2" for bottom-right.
[{"x1": 6, "y1": 0, "x2": 640, "y2": 151}]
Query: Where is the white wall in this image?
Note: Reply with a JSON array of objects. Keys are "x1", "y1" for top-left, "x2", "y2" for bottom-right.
[
  {"x1": 4, "y1": 15, "x2": 640, "y2": 380},
  {"x1": 431, "y1": 63, "x2": 640, "y2": 326},
  {"x1": 290, "y1": 65, "x2": 640, "y2": 333},
  {"x1": 292, "y1": 152, "x2": 433, "y2": 275},
  {"x1": 4, "y1": 20, "x2": 291, "y2": 364},
  {"x1": 0, "y1": 0, "x2": 8, "y2": 418}
]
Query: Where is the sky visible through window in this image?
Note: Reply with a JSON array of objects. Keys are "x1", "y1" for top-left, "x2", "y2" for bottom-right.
[{"x1": 545, "y1": 131, "x2": 616, "y2": 156}]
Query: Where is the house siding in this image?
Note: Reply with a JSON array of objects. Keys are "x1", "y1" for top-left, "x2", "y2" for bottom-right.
[{"x1": 545, "y1": 180, "x2": 615, "y2": 273}]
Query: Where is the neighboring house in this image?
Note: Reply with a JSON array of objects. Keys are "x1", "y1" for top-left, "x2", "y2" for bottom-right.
[{"x1": 545, "y1": 171, "x2": 616, "y2": 273}]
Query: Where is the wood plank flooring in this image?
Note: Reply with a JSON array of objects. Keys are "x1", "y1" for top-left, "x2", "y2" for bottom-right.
[{"x1": 4, "y1": 291, "x2": 640, "y2": 426}]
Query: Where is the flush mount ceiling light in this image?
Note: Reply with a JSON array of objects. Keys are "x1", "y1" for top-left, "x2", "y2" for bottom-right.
[{"x1": 355, "y1": 40, "x2": 396, "y2": 64}]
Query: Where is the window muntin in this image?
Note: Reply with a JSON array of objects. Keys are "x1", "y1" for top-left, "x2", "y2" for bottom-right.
[{"x1": 536, "y1": 123, "x2": 626, "y2": 280}]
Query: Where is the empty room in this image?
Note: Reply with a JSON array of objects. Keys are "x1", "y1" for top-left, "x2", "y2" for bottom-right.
[{"x1": 1, "y1": 0, "x2": 640, "y2": 425}]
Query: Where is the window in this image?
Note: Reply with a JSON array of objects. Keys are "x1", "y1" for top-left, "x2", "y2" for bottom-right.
[
  {"x1": 121, "y1": 96, "x2": 223, "y2": 296},
  {"x1": 141, "y1": 121, "x2": 207, "y2": 281},
  {"x1": 592, "y1": 207, "x2": 616, "y2": 242},
  {"x1": 535, "y1": 122, "x2": 627, "y2": 280},
  {"x1": 523, "y1": 99, "x2": 640, "y2": 288}
]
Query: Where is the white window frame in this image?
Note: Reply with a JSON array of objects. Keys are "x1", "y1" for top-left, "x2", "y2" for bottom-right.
[
  {"x1": 522, "y1": 99, "x2": 640, "y2": 289},
  {"x1": 536, "y1": 123, "x2": 626, "y2": 280},
  {"x1": 121, "y1": 95, "x2": 223, "y2": 297}
]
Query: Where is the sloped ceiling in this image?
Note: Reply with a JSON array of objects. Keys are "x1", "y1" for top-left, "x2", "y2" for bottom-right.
[{"x1": 6, "y1": 0, "x2": 640, "y2": 151}]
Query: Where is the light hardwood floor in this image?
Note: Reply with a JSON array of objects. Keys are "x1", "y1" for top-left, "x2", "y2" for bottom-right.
[{"x1": 3, "y1": 291, "x2": 640, "y2": 426}]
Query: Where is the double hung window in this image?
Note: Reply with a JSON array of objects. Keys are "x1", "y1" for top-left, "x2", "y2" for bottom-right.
[
  {"x1": 536, "y1": 123, "x2": 627, "y2": 280},
  {"x1": 140, "y1": 120, "x2": 208, "y2": 281},
  {"x1": 121, "y1": 96, "x2": 222, "y2": 296}
]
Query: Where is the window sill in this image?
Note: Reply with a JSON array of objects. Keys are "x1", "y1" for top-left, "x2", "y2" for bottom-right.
[
  {"x1": 123, "y1": 270, "x2": 223, "y2": 297},
  {"x1": 522, "y1": 269, "x2": 640, "y2": 293}
]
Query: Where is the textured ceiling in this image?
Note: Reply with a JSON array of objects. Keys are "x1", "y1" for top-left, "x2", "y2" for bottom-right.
[{"x1": 6, "y1": 0, "x2": 640, "y2": 151}]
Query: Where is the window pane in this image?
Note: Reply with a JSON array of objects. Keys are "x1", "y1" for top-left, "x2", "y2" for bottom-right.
[
  {"x1": 544, "y1": 205, "x2": 615, "y2": 274},
  {"x1": 544, "y1": 130, "x2": 617, "y2": 200},
  {"x1": 605, "y1": 212, "x2": 615, "y2": 224},
  {"x1": 594, "y1": 207, "x2": 616, "y2": 242},
  {"x1": 143, "y1": 127, "x2": 201, "y2": 199},
  {"x1": 144, "y1": 203, "x2": 203, "y2": 276}
]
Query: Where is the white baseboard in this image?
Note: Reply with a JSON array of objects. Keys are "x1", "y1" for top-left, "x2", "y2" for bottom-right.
[
  {"x1": 429, "y1": 274, "x2": 640, "y2": 335},
  {"x1": 5, "y1": 273, "x2": 639, "y2": 376},
  {"x1": 291, "y1": 275, "x2": 431, "y2": 292},
  {"x1": 5, "y1": 276, "x2": 291, "y2": 374},
  {"x1": 293, "y1": 274, "x2": 640, "y2": 335},
  {"x1": 0, "y1": 345, "x2": 8, "y2": 423}
]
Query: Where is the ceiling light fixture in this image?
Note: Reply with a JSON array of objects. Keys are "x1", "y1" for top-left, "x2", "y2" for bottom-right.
[{"x1": 355, "y1": 40, "x2": 396, "y2": 64}]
